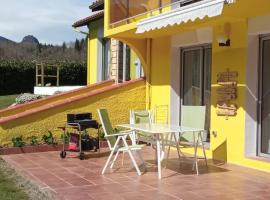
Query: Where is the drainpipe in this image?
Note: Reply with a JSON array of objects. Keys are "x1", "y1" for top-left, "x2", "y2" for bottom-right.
[{"x1": 146, "y1": 38, "x2": 152, "y2": 110}]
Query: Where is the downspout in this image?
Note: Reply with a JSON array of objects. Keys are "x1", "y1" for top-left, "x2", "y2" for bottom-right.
[{"x1": 146, "y1": 38, "x2": 152, "y2": 110}]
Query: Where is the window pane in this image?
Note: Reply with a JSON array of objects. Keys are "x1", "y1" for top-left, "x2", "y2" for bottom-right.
[
  {"x1": 102, "y1": 39, "x2": 111, "y2": 81},
  {"x1": 261, "y1": 39, "x2": 270, "y2": 155},
  {"x1": 183, "y1": 49, "x2": 202, "y2": 105},
  {"x1": 204, "y1": 48, "x2": 212, "y2": 141}
]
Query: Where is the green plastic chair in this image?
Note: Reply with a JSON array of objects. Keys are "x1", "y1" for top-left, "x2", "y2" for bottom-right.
[
  {"x1": 179, "y1": 105, "x2": 208, "y2": 175},
  {"x1": 97, "y1": 109, "x2": 145, "y2": 176},
  {"x1": 130, "y1": 110, "x2": 156, "y2": 145}
]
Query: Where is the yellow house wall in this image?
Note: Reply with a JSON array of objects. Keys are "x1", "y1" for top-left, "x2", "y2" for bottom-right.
[
  {"x1": 147, "y1": 22, "x2": 270, "y2": 172},
  {"x1": 150, "y1": 37, "x2": 171, "y2": 117},
  {"x1": 0, "y1": 80, "x2": 146, "y2": 146},
  {"x1": 211, "y1": 21, "x2": 247, "y2": 163},
  {"x1": 88, "y1": 19, "x2": 104, "y2": 85},
  {"x1": 130, "y1": 49, "x2": 137, "y2": 80},
  {"x1": 89, "y1": 28, "x2": 98, "y2": 84},
  {"x1": 104, "y1": 0, "x2": 270, "y2": 172}
]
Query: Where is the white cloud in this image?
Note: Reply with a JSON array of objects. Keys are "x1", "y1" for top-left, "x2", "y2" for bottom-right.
[{"x1": 0, "y1": 0, "x2": 94, "y2": 44}]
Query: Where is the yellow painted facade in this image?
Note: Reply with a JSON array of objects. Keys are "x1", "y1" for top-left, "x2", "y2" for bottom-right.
[
  {"x1": 88, "y1": 19, "x2": 101, "y2": 84},
  {"x1": 0, "y1": 80, "x2": 146, "y2": 146},
  {"x1": 104, "y1": 0, "x2": 270, "y2": 172}
]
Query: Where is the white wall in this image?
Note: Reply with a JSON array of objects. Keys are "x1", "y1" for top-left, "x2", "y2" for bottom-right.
[{"x1": 34, "y1": 86, "x2": 84, "y2": 96}]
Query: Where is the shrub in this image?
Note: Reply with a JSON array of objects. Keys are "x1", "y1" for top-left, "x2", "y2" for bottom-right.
[
  {"x1": 11, "y1": 136, "x2": 25, "y2": 147},
  {"x1": 42, "y1": 131, "x2": 55, "y2": 145},
  {"x1": 0, "y1": 60, "x2": 87, "y2": 95},
  {"x1": 29, "y1": 136, "x2": 39, "y2": 146},
  {"x1": 15, "y1": 93, "x2": 43, "y2": 104}
]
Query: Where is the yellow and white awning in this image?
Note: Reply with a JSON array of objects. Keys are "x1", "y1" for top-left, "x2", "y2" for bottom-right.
[{"x1": 136, "y1": 0, "x2": 234, "y2": 34}]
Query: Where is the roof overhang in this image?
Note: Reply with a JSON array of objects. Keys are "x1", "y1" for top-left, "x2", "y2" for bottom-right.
[
  {"x1": 136, "y1": 0, "x2": 235, "y2": 34},
  {"x1": 72, "y1": 10, "x2": 104, "y2": 28}
]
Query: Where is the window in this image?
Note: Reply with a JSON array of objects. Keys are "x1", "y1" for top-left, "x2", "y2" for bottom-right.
[
  {"x1": 181, "y1": 45, "x2": 212, "y2": 141},
  {"x1": 102, "y1": 39, "x2": 111, "y2": 81},
  {"x1": 118, "y1": 42, "x2": 131, "y2": 83},
  {"x1": 258, "y1": 35, "x2": 270, "y2": 157}
]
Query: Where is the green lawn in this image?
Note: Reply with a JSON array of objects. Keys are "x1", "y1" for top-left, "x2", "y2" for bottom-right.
[
  {"x1": 0, "y1": 159, "x2": 29, "y2": 200},
  {"x1": 0, "y1": 94, "x2": 18, "y2": 109}
]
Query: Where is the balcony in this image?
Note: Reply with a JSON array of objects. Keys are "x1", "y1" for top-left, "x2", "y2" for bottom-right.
[{"x1": 109, "y1": 0, "x2": 203, "y2": 28}]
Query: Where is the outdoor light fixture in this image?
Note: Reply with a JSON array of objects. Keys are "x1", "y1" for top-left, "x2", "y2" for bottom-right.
[
  {"x1": 217, "y1": 23, "x2": 231, "y2": 47},
  {"x1": 217, "y1": 34, "x2": 230, "y2": 47}
]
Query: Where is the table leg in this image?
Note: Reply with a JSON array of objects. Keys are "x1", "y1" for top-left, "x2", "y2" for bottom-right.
[{"x1": 156, "y1": 134, "x2": 162, "y2": 179}]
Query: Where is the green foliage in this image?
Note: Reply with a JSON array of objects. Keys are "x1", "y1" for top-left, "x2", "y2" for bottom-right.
[
  {"x1": 98, "y1": 125, "x2": 105, "y2": 140},
  {"x1": 29, "y1": 136, "x2": 39, "y2": 146},
  {"x1": 61, "y1": 132, "x2": 70, "y2": 144},
  {"x1": 42, "y1": 131, "x2": 55, "y2": 145},
  {"x1": 0, "y1": 60, "x2": 86, "y2": 95},
  {"x1": 11, "y1": 136, "x2": 25, "y2": 147}
]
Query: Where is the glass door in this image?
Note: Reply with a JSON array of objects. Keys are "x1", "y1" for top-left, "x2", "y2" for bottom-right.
[
  {"x1": 181, "y1": 45, "x2": 212, "y2": 141},
  {"x1": 259, "y1": 36, "x2": 270, "y2": 157}
]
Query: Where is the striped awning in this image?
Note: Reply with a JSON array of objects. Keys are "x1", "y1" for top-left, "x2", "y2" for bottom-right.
[{"x1": 136, "y1": 0, "x2": 234, "y2": 34}]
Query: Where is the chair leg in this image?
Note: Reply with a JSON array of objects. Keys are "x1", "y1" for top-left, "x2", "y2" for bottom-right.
[
  {"x1": 110, "y1": 150, "x2": 120, "y2": 169},
  {"x1": 192, "y1": 132, "x2": 199, "y2": 175},
  {"x1": 194, "y1": 133, "x2": 199, "y2": 175},
  {"x1": 199, "y1": 132, "x2": 208, "y2": 167},
  {"x1": 127, "y1": 150, "x2": 141, "y2": 176},
  {"x1": 164, "y1": 134, "x2": 173, "y2": 169},
  {"x1": 102, "y1": 137, "x2": 120, "y2": 174},
  {"x1": 136, "y1": 151, "x2": 147, "y2": 171},
  {"x1": 122, "y1": 137, "x2": 141, "y2": 176},
  {"x1": 173, "y1": 133, "x2": 181, "y2": 160},
  {"x1": 102, "y1": 150, "x2": 116, "y2": 174}
]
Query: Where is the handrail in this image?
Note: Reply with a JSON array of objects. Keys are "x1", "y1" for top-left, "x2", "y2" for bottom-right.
[{"x1": 110, "y1": 0, "x2": 201, "y2": 28}]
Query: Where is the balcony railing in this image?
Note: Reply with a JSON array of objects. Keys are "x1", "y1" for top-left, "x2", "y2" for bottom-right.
[{"x1": 109, "y1": 0, "x2": 202, "y2": 28}]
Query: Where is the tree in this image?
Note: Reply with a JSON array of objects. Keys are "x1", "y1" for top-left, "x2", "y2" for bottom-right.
[
  {"x1": 74, "y1": 39, "x2": 81, "y2": 52},
  {"x1": 62, "y1": 42, "x2": 67, "y2": 52}
]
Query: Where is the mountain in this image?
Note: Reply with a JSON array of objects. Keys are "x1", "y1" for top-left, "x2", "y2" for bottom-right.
[
  {"x1": 21, "y1": 35, "x2": 39, "y2": 44},
  {"x1": 0, "y1": 35, "x2": 87, "y2": 62},
  {"x1": 0, "y1": 36, "x2": 14, "y2": 44}
]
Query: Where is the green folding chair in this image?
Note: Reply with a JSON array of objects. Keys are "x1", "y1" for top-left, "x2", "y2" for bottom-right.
[
  {"x1": 97, "y1": 109, "x2": 145, "y2": 176},
  {"x1": 130, "y1": 110, "x2": 156, "y2": 145},
  {"x1": 179, "y1": 105, "x2": 208, "y2": 175}
]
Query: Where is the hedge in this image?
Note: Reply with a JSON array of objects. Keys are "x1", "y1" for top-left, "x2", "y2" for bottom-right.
[{"x1": 0, "y1": 60, "x2": 87, "y2": 95}]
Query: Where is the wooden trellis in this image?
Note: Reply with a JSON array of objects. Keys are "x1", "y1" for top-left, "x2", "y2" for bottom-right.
[{"x1": 35, "y1": 63, "x2": 60, "y2": 86}]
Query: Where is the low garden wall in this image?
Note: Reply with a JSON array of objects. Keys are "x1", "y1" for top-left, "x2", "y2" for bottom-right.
[{"x1": 0, "y1": 79, "x2": 146, "y2": 147}]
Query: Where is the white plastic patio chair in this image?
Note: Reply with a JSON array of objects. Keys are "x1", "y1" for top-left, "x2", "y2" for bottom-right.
[{"x1": 97, "y1": 109, "x2": 145, "y2": 176}]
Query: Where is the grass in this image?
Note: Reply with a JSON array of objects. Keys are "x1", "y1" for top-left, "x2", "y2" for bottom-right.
[
  {"x1": 0, "y1": 159, "x2": 29, "y2": 200},
  {"x1": 0, "y1": 94, "x2": 18, "y2": 109},
  {"x1": 0, "y1": 158, "x2": 55, "y2": 200}
]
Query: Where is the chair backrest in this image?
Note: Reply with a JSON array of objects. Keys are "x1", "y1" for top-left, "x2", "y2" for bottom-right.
[
  {"x1": 130, "y1": 110, "x2": 152, "y2": 124},
  {"x1": 154, "y1": 105, "x2": 169, "y2": 124},
  {"x1": 180, "y1": 106, "x2": 206, "y2": 142},
  {"x1": 97, "y1": 109, "x2": 116, "y2": 150}
]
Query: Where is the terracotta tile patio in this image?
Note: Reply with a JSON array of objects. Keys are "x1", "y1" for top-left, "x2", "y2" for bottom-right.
[{"x1": 2, "y1": 147, "x2": 270, "y2": 200}]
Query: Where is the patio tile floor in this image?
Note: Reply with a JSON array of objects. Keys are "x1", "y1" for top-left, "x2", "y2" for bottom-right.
[{"x1": 2, "y1": 147, "x2": 270, "y2": 200}]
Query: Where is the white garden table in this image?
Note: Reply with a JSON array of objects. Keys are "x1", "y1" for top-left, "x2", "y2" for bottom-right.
[{"x1": 117, "y1": 123, "x2": 204, "y2": 179}]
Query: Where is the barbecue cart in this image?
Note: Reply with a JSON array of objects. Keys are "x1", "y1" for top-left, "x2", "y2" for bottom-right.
[{"x1": 58, "y1": 113, "x2": 99, "y2": 160}]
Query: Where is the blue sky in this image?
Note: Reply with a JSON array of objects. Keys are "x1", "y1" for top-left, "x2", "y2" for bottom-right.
[{"x1": 0, "y1": 0, "x2": 94, "y2": 44}]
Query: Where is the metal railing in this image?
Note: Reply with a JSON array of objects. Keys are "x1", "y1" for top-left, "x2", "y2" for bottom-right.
[{"x1": 109, "y1": 0, "x2": 203, "y2": 28}]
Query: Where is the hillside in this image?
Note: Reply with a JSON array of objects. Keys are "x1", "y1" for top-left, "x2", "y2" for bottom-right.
[{"x1": 0, "y1": 36, "x2": 87, "y2": 62}]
